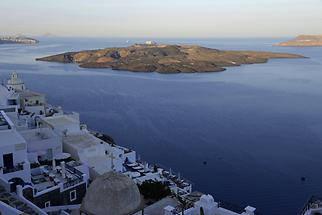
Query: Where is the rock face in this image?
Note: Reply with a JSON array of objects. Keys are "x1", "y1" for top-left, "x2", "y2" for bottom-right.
[
  {"x1": 0, "y1": 36, "x2": 39, "y2": 45},
  {"x1": 276, "y1": 35, "x2": 322, "y2": 47},
  {"x1": 81, "y1": 172, "x2": 141, "y2": 215},
  {"x1": 36, "y1": 44, "x2": 304, "y2": 73}
]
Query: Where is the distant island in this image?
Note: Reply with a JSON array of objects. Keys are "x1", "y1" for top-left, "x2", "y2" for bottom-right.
[
  {"x1": 36, "y1": 43, "x2": 304, "y2": 73},
  {"x1": 276, "y1": 35, "x2": 322, "y2": 47},
  {"x1": 0, "y1": 36, "x2": 39, "y2": 45}
]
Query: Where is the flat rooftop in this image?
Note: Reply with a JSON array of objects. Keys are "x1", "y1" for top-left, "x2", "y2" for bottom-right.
[
  {"x1": 86, "y1": 156, "x2": 113, "y2": 175},
  {"x1": 19, "y1": 90, "x2": 44, "y2": 98},
  {"x1": 0, "y1": 111, "x2": 26, "y2": 147},
  {"x1": 20, "y1": 127, "x2": 57, "y2": 142},
  {"x1": 4, "y1": 112, "x2": 31, "y2": 132},
  {"x1": 42, "y1": 114, "x2": 79, "y2": 128},
  {"x1": 63, "y1": 133, "x2": 104, "y2": 149},
  {"x1": 0, "y1": 129, "x2": 26, "y2": 147}
]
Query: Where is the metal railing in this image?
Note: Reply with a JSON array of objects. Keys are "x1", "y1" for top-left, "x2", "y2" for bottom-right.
[
  {"x1": 63, "y1": 178, "x2": 84, "y2": 189},
  {"x1": 65, "y1": 163, "x2": 83, "y2": 178},
  {"x1": 63, "y1": 164, "x2": 85, "y2": 189}
]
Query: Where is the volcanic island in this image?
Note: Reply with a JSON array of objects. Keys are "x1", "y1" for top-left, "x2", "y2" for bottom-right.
[{"x1": 36, "y1": 43, "x2": 304, "y2": 73}]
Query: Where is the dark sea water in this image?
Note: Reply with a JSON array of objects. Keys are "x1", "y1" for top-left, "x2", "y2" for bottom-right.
[{"x1": 1, "y1": 37, "x2": 322, "y2": 215}]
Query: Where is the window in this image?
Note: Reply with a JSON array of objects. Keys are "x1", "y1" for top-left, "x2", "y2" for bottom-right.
[
  {"x1": 70, "y1": 190, "x2": 77, "y2": 202},
  {"x1": 45, "y1": 201, "x2": 50, "y2": 208}
]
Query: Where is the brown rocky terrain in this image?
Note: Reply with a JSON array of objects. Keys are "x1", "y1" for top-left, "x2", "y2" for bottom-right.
[
  {"x1": 36, "y1": 44, "x2": 304, "y2": 73},
  {"x1": 276, "y1": 35, "x2": 322, "y2": 47}
]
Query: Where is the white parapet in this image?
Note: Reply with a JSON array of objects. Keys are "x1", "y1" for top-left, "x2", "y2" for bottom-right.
[
  {"x1": 164, "y1": 194, "x2": 256, "y2": 215},
  {"x1": 164, "y1": 205, "x2": 175, "y2": 215},
  {"x1": 243, "y1": 206, "x2": 256, "y2": 215}
]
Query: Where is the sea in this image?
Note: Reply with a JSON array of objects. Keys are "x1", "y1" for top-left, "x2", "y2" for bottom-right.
[{"x1": 1, "y1": 37, "x2": 322, "y2": 215}]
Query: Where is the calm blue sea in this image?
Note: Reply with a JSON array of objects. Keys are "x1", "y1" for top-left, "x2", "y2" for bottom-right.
[{"x1": 1, "y1": 37, "x2": 322, "y2": 215}]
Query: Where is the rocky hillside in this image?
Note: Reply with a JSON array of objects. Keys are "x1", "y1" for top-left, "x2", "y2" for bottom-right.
[
  {"x1": 276, "y1": 35, "x2": 322, "y2": 47},
  {"x1": 36, "y1": 44, "x2": 304, "y2": 73}
]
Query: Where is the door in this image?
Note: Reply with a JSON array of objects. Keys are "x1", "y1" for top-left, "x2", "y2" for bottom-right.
[{"x1": 3, "y1": 153, "x2": 14, "y2": 169}]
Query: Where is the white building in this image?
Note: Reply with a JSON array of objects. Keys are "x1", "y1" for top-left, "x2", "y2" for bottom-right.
[
  {"x1": 6, "y1": 72, "x2": 25, "y2": 92},
  {"x1": 20, "y1": 127, "x2": 62, "y2": 163},
  {"x1": 0, "y1": 111, "x2": 31, "y2": 185},
  {"x1": 41, "y1": 113, "x2": 81, "y2": 136},
  {"x1": 145, "y1": 40, "x2": 157, "y2": 45},
  {"x1": 0, "y1": 73, "x2": 89, "y2": 214},
  {"x1": 19, "y1": 90, "x2": 46, "y2": 115},
  {"x1": 0, "y1": 84, "x2": 19, "y2": 113},
  {"x1": 164, "y1": 194, "x2": 256, "y2": 215},
  {"x1": 63, "y1": 131, "x2": 137, "y2": 178},
  {"x1": 40, "y1": 112, "x2": 137, "y2": 179},
  {"x1": 1, "y1": 72, "x2": 46, "y2": 115}
]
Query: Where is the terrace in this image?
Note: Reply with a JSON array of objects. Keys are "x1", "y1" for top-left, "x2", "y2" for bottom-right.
[
  {"x1": 31, "y1": 162, "x2": 85, "y2": 194},
  {"x1": 0, "y1": 185, "x2": 38, "y2": 215},
  {"x1": 20, "y1": 127, "x2": 55, "y2": 142},
  {"x1": 161, "y1": 169, "x2": 192, "y2": 196},
  {"x1": 124, "y1": 161, "x2": 192, "y2": 197}
]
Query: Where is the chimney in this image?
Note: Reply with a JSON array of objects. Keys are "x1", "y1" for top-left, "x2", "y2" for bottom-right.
[
  {"x1": 52, "y1": 159, "x2": 56, "y2": 170},
  {"x1": 61, "y1": 161, "x2": 66, "y2": 178},
  {"x1": 244, "y1": 206, "x2": 256, "y2": 215}
]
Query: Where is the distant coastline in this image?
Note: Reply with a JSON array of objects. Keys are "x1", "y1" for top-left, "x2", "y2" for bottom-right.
[
  {"x1": 36, "y1": 43, "x2": 304, "y2": 74},
  {"x1": 0, "y1": 36, "x2": 39, "y2": 45},
  {"x1": 276, "y1": 35, "x2": 322, "y2": 47}
]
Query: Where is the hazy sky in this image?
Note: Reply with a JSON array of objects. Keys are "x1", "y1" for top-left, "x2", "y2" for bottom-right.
[{"x1": 1, "y1": 0, "x2": 322, "y2": 38}]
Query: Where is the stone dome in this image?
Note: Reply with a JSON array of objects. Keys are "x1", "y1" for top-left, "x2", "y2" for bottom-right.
[{"x1": 81, "y1": 171, "x2": 141, "y2": 215}]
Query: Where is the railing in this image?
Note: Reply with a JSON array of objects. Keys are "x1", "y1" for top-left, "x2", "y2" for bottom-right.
[
  {"x1": 65, "y1": 164, "x2": 83, "y2": 178},
  {"x1": 155, "y1": 163, "x2": 194, "y2": 186},
  {"x1": 63, "y1": 178, "x2": 84, "y2": 189},
  {"x1": 62, "y1": 164, "x2": 85, "y2": 189}
]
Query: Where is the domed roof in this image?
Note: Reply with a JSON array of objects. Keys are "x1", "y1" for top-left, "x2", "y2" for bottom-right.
[{"x1": 81, "y1": 171, "x2": 141, "y2": 215}]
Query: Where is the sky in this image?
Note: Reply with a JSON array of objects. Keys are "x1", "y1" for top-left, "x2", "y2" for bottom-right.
[{"x1": 1, "y1": 0, "x2": 322, "y2": 38}]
